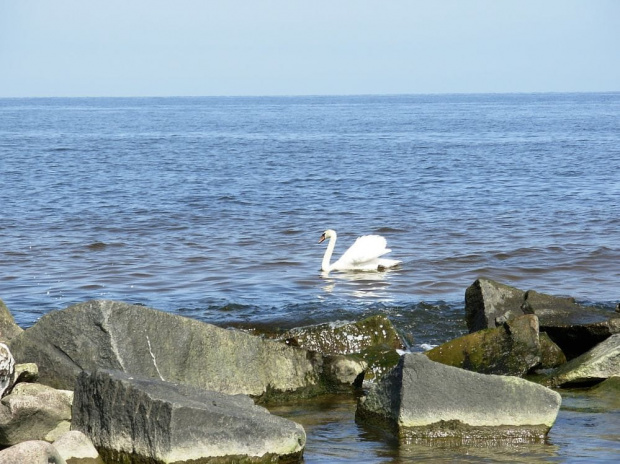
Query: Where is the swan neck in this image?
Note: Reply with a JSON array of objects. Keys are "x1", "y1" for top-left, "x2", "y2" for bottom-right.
[{"x1": 321, "y1": 233, "x2": 337, "y2": 272}]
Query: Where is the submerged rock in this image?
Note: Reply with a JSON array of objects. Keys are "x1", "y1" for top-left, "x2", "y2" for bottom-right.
[
  {"x1": 356, "y1": 353, "x2": 561, "y2": 443},
  {"x1": 465, "y1": 278, "x2": 620, "y2": 359},
  {"x1": 72, "y1": 369, "x2": 306, "y2": 464},
  {"x1": 9, "y1": 300, "x2": 363, "y2": 402},
  {"x1": 547, "y1": 334, "x2": 620, "y2": 387},
  {"x1": 424, "y1": 314, "x2": 542, "y2": 376}
]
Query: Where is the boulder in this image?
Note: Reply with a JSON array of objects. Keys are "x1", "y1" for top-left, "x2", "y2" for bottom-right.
[
  {"x1": 0, "y1": 299, "x2": 23, "y2": 342},
  {"x1": 72, "y1": 369, "x2": 306, "y2": 464},
  {"x1": 465, "y1": 278, "x2": 620, "y2": 358},
  {"x1": 9, "y1": 300, "x2": 364, "y2": 401},
  {"x1": 538, "y1": 332, "x2": 567, "y2": 369},
  {"x1": 0, "y1": 383, "x2": 73, "y2": 446},
  {"x1": 53, "y1": 430, "x2": 104, "y2": 464},
  {"x1": 548, "y1": 334, "x2": 620, "y2": 387},
  {"x1": 356, "y1": 353, "x2": 561, "y2": 442},
  {"x1": 0, "y1": 342, "x2": 16, "y2": 398},
  {"x1": 425, "y1": 314, "x2": 541, "y2": 376},
  {"x1": 0, "y1": 440, "x2": 66, "y2": 464},
  {"x1": 280, "y1": 315, "x2": 404, "y2": 381}
]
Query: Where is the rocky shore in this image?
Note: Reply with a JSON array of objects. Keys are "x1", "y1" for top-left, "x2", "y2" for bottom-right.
[{"x1": 0, "y1": 277, "x2": 618, "y2": 463}]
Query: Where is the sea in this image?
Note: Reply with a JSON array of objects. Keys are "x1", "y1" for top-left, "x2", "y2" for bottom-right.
[{"x1": 1, "y1": 93, "x2": 619, "y2": 462}]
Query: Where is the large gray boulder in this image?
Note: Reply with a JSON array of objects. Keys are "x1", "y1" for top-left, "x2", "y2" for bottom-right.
[
  {"x1": 425, "y1": 314, "x2": 543, "y2": 376},
  {"x1": 548, "y1": 334, "x2": 620, "y2": 387},
  {"x1": 9, "y1": 300, "x2": 364, "y2": 401},
  {"x1": 0, "y1": 440, "x2": 66, "y2": 464},
  {"x1": 72, "y1": 369, "x2": 306, "y2": 463},
  {"x1": 465, "y1": 278, "x2": 620, "y2": 358},
  {"x1": 356, "y1": 353, "x2": 561, "y2": 442},
  {"x1": 0, "y1": 383, "x2": 73, "y2": 446},
  {"x1": 0, "y1": 299, "x2": 23, "y2": 343}
]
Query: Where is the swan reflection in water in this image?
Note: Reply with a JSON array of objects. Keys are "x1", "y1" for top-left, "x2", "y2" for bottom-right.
[{"x1": 320, "y1": 268, "x2": 397, "y2": 300}]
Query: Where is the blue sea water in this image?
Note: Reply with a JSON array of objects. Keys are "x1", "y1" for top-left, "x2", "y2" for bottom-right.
[{"x1": 1, "y1": 93, "x2": 619, "y2": 462}]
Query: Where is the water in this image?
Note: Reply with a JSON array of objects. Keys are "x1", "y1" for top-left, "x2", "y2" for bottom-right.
[{"x1": 1, "y1": 93, "x2": 619, "y2": 461}]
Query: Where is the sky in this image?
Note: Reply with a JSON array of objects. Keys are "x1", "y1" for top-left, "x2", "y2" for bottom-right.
[{"x1": 1, "y1": 0, "x2": 619, "y2": 97}]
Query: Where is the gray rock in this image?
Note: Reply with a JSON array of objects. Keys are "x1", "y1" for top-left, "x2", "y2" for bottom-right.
[
  {"x1": 0, "y1": 440, "x2": 66, "y2": 464},
  {"x1": 72, "y1": 369, "x2": 306, "y2": 464},
  {"x1": 0, "y1": 299, "x2": 23, "y2": 342},
  {"x1": 356, "y1": 353, "x2": 561, "y2": 442},
  {"x1": 548, "y1": 333, "x2": 620, "y2": 387},
  {"x1": 0, "y1": 383, "x2": 73, "y2": 446},
  {"x1": 465, "y1": 278, "x2": 620, "y2": 358},
  {"x1": 53, "y1": 430, "x2": 104, "y2": 464},
  {"x1": 425, "y1": 314, "x2": 542, "y2": 376},
  {"x1": 9, "y1": 300, "x2": 363, "y2": 401}
]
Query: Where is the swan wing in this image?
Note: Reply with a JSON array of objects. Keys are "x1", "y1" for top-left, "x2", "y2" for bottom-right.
[{"x1": 332, "y1": 235, "x2": 393, "y2": 270}]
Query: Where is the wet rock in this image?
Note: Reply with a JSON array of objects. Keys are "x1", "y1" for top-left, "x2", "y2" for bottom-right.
[
  {"x1": 323, "y1": 355, "x2": 367, "y2": 387},
  {"x1": 356, "y1": 353, "x2": 561, "y2": 442},
  {"x1": 465, "y1": 278, "x2": 526, "y2": 332},
  {"x1": 0, "y1": 342, "x2": 15, "y2": 398},
  {"x1": 424, "y1": 314, "x2": 541, "y2": 376},
  {"x1": 0, "y1": 383, "x2": 73, "y2": 446},
  {"x1": 548, "y1": 334, "x2": 620, "y2": 387},
  {"x1": 72, "y1": 369, "x2": 306, "y2": 464},
  {"x1": 465, "y1": 278, "x2": 620, "y2": 359},
  {"x1": 280, "y1": 315, "x2": 405, "y2": 381},
  {"x1": 538, "y1": 332, "x2": 567, "y2": 369},
  {"x1": 0, "y1": 299, "x2": 23, "y2": 343},
  {"x1": 0, "y1": 440, "x2": 66, "y2": 464},
  {"x1": 9, "y1": 300, "x2": 363, "y2": 401},
  {"x1": 53, "y1": 430, "x2": 104, "y2": 464}
]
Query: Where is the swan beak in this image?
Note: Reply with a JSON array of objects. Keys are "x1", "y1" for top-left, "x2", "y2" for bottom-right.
[{"x1": 318, "y1": 233, "x2": 326, "y2": 244}]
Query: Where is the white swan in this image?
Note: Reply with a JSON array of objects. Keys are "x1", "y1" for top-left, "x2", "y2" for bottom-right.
[{"x1": 319, "y1": 229, "x2": 401, "y2": 273}]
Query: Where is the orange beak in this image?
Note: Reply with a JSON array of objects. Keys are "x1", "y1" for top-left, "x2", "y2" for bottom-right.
[{"x1": 318, "y1": 234, "x2": 326, "y2": 244}]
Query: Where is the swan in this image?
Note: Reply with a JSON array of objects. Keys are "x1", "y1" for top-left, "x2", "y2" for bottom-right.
[{"x1": 318, "y1": 229, "x2": 401, "y2": 273}]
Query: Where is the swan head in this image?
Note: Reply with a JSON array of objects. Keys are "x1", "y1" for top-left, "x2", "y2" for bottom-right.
[{"x1": 319, "y1": 229, "x2": 336, "y2": 243}]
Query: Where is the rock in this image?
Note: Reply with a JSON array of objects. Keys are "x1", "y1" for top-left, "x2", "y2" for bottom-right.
[
  {"x1": 0, "y1": 440, "x2": 66, "y2": 464},
  {"x1": 356, "y1": 353, "x2": 561, "y2": 442},
  {"x1": 9, "y1": 300, "x2": 363, "y2": 401},
  {"x1": 72, "y1": 369, "x2": 306, "y2": 464},
  {"x1": 0, "y1": 383, "x2": 73, "y2": 446},
  {"x1": 53, "y1": 431, "x2": 104, "y2": 464},
  {"x1": 548, "y1": 334, "x2": 620, "y2": 387},
  {"x1": 0, "y1": 299, "x2": 23, "y2": 342},
  {"x1": 280, "y1": 315, "x2": 405, "y2": 382},
  {"x1": 538, "y1": 332, "x2": 567, "y2": 369},
  {"x1": 323, "y1": 355, "x2": 367, "y2": 387},
  {"x1": 465, "y1": 278, "x2": 620, "y2": 359},
  {"x1": 465, "y1": 278, "x2": 526, "y2": 331},
  {"x1": 0, "y1": 342, "x2": 16, "y2": 398},
  {"x1": 588, "y1": 376, "x2": 620, "y2": 409},
  {"x1": 425, "y1": 314, "x2": 541, "y2": 376},
  {"x1": 13, "y1": 362, "x2": 39, "y2": 384}
]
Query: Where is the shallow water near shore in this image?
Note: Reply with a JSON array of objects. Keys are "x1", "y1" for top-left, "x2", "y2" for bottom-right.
[{"x1": 1, "y1": 93, "x2": 619, "y2": 461}]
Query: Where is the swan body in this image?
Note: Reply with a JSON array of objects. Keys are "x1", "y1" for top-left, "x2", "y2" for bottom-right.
[{"x1": 319, "y1": 229, "x2": 401, "y2": 273}]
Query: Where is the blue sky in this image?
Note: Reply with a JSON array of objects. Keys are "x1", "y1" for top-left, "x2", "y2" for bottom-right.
[{"x1": 1, "y1": 0, "x2": 618, "y2": 97}]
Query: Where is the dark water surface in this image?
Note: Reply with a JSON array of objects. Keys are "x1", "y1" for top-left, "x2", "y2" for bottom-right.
[{"x1": 1, "y1": 94, "x2": 619, "y2": 461}]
